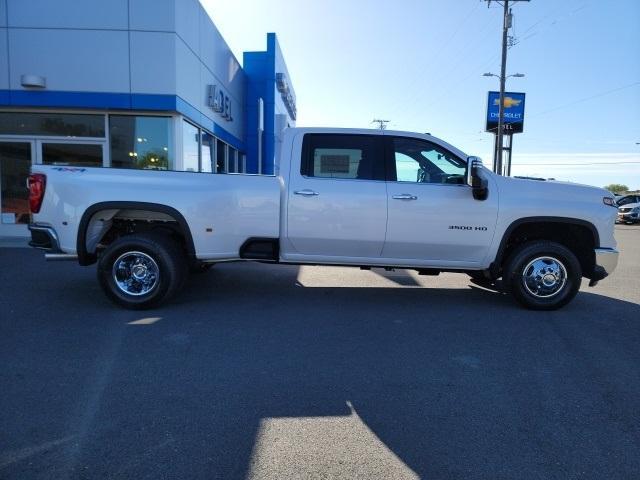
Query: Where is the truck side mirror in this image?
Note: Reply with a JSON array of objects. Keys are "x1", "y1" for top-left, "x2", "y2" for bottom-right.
[{"x1": 466, "y1": 156, "x2": 488, "y2": 201}]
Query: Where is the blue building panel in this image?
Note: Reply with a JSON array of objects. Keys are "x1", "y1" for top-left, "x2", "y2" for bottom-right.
[
  {"x1": 243, "y1": 33, "x2": 296, "y2": 175},
  {"x1": 130, "y1": 93, "x2": 177, "y2": 111},
  {"x1": 8, "y1": 90, "x2": 132, "y2": 109}
]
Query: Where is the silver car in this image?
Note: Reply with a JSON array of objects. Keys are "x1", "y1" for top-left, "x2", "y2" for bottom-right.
[{"x1": 616, "y1": 195, "x2": 640, "y2": 224}]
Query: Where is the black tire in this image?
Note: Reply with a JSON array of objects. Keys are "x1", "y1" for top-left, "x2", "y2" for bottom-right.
[
  {"x1": 97, "y1": 232, "x2": 187, "y2": 309},
  {"x1": 503, "y1": 240, "x2": 582, "y2": 310}
]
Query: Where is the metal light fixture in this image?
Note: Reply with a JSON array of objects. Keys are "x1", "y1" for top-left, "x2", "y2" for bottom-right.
[
  {"x1": 483, "y1": 72, "x2": 525, "y2": 79},
  {"x1": 20, "y1": 74, "x2": 46, "y2": 88}
]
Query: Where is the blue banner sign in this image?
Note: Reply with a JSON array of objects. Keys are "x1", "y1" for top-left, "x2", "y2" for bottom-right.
[{"x1": 486, "y1": 91, "x2": 526, "y2": 134}]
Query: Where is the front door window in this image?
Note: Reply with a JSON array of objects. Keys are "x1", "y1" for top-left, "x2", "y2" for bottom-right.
[{"x1": 392, "y1": 137, "x2": 466, "y2": 185}]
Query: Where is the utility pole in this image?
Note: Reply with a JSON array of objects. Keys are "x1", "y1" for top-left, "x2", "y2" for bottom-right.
[
  {"x1": 371, "y1": 119, "x2": 389, "y2": 130},
  {"x1": 496, "y1": 1, "x2": 510, "y2": 175},
  {"x1": 484, "y1": 0, "x2": 529, "y2": 175}
]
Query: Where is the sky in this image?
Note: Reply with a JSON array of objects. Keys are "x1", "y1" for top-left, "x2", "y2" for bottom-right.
[{"x1": 202, "y1": 0, "x2": 640, "y2": 190}]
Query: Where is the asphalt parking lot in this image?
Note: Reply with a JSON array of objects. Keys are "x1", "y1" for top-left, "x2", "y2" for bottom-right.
[{"x1": 1, "y1": 226, "x2": 639, "y2": 480}]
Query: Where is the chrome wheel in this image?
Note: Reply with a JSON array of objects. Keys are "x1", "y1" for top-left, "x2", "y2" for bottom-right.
[
  {"x1": 112, "y1": 251, "x2": 159, "y2": 296},
  {"x1": 522, "y1": 256, "x2": 567, "y2": 298}
]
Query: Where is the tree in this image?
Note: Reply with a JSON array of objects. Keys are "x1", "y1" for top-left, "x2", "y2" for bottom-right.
[{"x1": 604, "y1": 184, "x2": 628, "y2": 194}]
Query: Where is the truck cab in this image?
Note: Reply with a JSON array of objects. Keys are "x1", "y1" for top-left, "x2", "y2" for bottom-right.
[{"x1": 278, "y1": 129, "x2": 499, "y2": 269}]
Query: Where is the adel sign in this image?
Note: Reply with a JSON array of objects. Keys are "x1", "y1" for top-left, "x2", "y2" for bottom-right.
[{"x1": 486, "y1": 91, "x2": 526, "y2": 134}]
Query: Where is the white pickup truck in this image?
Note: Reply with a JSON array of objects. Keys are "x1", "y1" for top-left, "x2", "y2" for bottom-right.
[{"x1": 28, "y1": 128, "x2": 619, "y2": 310}]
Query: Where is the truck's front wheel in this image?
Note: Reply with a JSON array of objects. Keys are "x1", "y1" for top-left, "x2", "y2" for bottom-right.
[
  {"x1": 504, "y1": 241, "x2": 582, "y2": 310},
  {"x1": 97, "y1": 233, "x2": 186, "y2": 309}
]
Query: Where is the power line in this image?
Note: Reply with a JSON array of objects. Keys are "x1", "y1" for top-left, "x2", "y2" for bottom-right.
[
  {"x1": 393, "y1": 34, "x2": 501, "y2": 125},
  {"x1": 514, "y1": 161, "x2": 640, "y2": 166},
  {"x1": 386, "y1": 2, "x2": 495, "y2": 121},
  {"x1": 516, "y1": 2, "x2": 590, "y2": 44},
  {"x1": 528, "y1": 81, "x2": 640, "y2": 118}
]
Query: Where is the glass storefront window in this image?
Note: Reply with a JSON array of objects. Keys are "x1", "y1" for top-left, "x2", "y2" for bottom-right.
[
  {"x1": 201, "y1": 132, "x2": 214, "y2": 173},
  {"x1": 228, "y1": 147, "x2": 237, "y2": 173},
  {"x1": 42, "y1": 143, "x2": 103, "y2": 167},
  {"x1": 109, "y1": 116, "x2": 173, "y2": 170},
  {"x1": 216, "y1": 139, "x2": 226, "y2": 173},
  {"x1": 182, "y1": 120, "x2": 199, "y2": 172},
  {"x1": 0, "y1": 112, "x2": 104, "y2": 137}
]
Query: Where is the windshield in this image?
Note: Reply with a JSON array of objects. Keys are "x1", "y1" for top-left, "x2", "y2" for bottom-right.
[{"x1": 617, "y1": 196, "x2": 636, "y2": 206}]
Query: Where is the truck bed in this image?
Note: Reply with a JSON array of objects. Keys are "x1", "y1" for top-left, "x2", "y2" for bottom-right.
[{"x1": 31, "y1": 166, "x2": 281, "y2": 260}]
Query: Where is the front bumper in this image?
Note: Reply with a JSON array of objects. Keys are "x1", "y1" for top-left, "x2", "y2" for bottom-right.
[
  {"x1": 589, "y1": 248, "x2": 619, "y2": 284},
  {"x1": 616, "y1": 212, "x2": 639, "y2": 223}
]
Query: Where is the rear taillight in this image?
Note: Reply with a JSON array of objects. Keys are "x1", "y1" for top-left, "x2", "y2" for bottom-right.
[{"x1": 28, "y1": 173, "x2": 46, "y2": 213}]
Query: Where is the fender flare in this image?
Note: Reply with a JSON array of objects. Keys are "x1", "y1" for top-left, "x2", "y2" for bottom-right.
[
  {"x1": 490, "y1": 216, "x2": 600, "y2": 275},
  {"x1": 76, "y1": 201, "x2": 196, "y2": 266}
]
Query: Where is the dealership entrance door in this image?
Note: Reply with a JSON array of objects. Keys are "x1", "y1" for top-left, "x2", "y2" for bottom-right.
[
  {"x1": 0, "y1": 111, "x2": 108, "y2": 238},
  {"x1": 0, "y1": 140, "x2": 35, "y2": 237},
  {"x1": 0, "y1": 138, "x2": 105, "y2": 238}
]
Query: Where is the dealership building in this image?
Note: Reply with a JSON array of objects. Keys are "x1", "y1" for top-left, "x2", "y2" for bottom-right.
[{"x1": 0, "y1": 0, "x2": 297, "y2": 238}]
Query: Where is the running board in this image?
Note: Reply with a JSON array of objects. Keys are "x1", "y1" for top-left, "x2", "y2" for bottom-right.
[{"x1": 45, "y1": 253, "x2": 78, "y2": 261}]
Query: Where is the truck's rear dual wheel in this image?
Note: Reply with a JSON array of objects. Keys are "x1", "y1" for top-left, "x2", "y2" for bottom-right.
[
  {"x1": 503, "y1": 241, "x2": 582, "y2": 310},
  {"x1": 97, "y1": 233, "x2": 187, "y2": 309}
]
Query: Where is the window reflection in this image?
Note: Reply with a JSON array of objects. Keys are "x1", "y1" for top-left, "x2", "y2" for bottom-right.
[
  {"x1": 110, "y1": 116, "x2": 173, "y2": 170},
  {"x1": 216, "y1": 139, "x2": 226, "y2": 173},
  {"x1": 201, "y1": 132, "x2": 214, "y2": 173},
  {"x1": 0, "y1": 142, "x2": 31, "y2": 224},
  {"x1": 42, "y1": 143, "x2": 103, "y2": 167},
  {"x1": 0, "y1": 112, "x2": 105, "y2": 137},
  {"x1": 228, "y1": 147, "x2": 237, "y2": 173},
  {"x1": 182, "y1": 120, "x2": 199, "y2": 172}
]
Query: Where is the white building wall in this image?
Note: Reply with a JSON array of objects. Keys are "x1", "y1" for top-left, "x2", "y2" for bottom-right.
[
  {"x1": 7, "y1": 0, "x2": 128, "y2": 29},
  {"x1": 130, "y1": 32, "x2": 177, "y2": 95},
  {"x1": 2, "y1": 0, "x2": 244, "y2": 141},
  {"x1": 130, "y1": 0, "x2": 176, "y2": 32},
  {"x1": 0, "y1": 0, "x2": 6, "y2": 27},
  {"x1": 9, "y1": 28, "x2": 131, "y2": 92},
  {"x1": 0, "y1": 29, "x2": 8, "y2": 90}
]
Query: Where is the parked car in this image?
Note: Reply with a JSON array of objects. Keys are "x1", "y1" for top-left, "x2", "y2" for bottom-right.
[
  {"x1": 617, "y1": 202, "x2": 640, "y2": 224},
  {"x1": 28, "y1": 128, "x2": 619, "y2": 310}
]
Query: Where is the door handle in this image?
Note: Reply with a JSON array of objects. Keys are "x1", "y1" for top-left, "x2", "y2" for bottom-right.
[
  {"x1": 294, "y1": 189, "x2": 319, "y2": 196},
  {"x1": 392, "y1": 194, "x2": 418, "y2": 200}
]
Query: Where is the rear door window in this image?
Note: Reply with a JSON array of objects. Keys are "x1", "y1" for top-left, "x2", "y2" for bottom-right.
[{"x1": 301, "y1": 134, "x2": 385, "y2": 181}]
